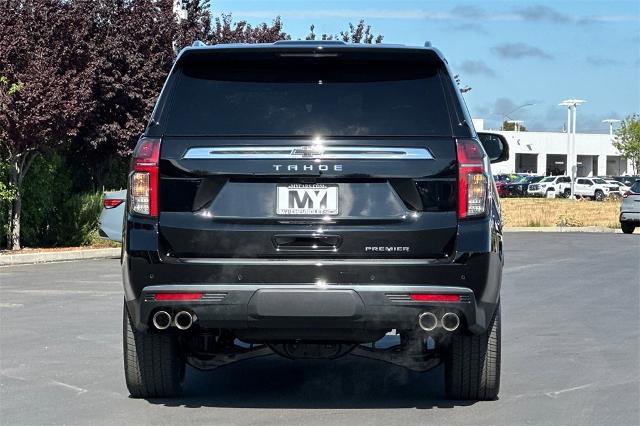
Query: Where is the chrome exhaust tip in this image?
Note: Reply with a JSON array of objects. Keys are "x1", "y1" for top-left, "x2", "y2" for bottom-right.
[
  {"x1": 152, "y1": 311, "x2": 172, "y2": 330},
  {"x1": 441, "y1": 312, "x2": 460, "y2": 332},
  {"x1": 418, "y1": 312, "x2": 438, "y2": 332},
  {"x1": 174, "y1": 311, "x2": 194, "y2": 330}
]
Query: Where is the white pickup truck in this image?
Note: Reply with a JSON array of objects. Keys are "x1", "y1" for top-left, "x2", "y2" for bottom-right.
[
  {"x1": 574, "y1": 177, "x2": 614, "y2": 201},
  {"x1": 527, "y1": 175, "x2": 572, "y2": 197},
  {"x1": 527, "y1": 176, "x2": 613, "y2": 200}
]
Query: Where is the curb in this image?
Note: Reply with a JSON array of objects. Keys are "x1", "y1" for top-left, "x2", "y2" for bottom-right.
[
  {"x1": 0, "y1": 248, "x2": 121, "y2": 266},
  {"x1": 504, "y1": 226, "x2": 620, "y2": 233}
]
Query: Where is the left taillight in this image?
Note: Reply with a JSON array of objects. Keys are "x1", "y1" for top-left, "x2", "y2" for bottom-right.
[
  {"x1": 456, "y1": 138, "x2": 488, "y2": 219},
  {"x1": 130, "y1": 137, "x2": 161, "y2": 217},
  {"x1": 103, "y1": 199, "x2": 124, "y2": 209}
]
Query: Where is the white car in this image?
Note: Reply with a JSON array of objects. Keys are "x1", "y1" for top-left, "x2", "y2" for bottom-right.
[
  {"x1": 98, "y1": 189, "x2": 126, "y2": 242},
  {"x1": 527, "y1": 175, "x2": 572, "y2": 197},
  {"x1": 574, "y1": 178, "x2": 612, "y2": 201},
  {"x1": 604, "y1": 179, "x2": 630, "y2": 197}
]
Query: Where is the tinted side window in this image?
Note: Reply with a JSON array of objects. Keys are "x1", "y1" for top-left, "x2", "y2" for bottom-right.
[
  {"x1": 631, "y1": 181, "x2": 640, "y2": 193},
  {"x1": 165, "y1": 58, "x2": 452, "y2": 137}
]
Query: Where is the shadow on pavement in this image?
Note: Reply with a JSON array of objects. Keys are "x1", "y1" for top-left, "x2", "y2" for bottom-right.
[{"x1": 146, "y1": 355, "x2": 477, "y2": 410}]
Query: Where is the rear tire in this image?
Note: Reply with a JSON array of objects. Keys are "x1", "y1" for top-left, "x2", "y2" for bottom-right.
[
  {"x1": 123, "y1": 303, "x2": 185, "y2": 398},
  {"x1": 621, "y1": 222, "x2": 635, "y2": 234},
  {"x1": 444, "y1": 303, "x2": 501, "y2": 400},
  {"x1": 594, "y1": 190, "x2": 604, "y2": 201}
]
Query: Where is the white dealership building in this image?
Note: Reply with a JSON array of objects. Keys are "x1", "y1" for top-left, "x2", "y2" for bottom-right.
[{"x1": 473, "y1": 119, "x2": 634, "y2": 177}]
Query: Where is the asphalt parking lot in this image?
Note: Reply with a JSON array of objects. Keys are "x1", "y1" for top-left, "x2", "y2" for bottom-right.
[{"x1": 1, "y1": 233, "x2": 638, "y2": 425}]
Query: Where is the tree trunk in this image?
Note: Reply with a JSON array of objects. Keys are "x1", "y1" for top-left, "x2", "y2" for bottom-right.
[
  {"x1": 9, "y1": 191, "x2": 21, "y2": 250},
  {"x1": 7, "y1": 157, "x2": 20, "y2": 250},
  {"x1": 8, "y1": 151, "x2": 38, "y2": 251},
  {"x1": 5, "y1": 197, "x2": 13, "y2": 247}
]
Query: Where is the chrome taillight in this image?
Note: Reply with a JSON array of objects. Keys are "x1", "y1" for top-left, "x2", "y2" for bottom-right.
[
  {"x1": 456, "y1": 138, "x2": 488, "y2": 219},
  {"x1": 130, "y1": 138, "x2": 161, "y2": 217}
]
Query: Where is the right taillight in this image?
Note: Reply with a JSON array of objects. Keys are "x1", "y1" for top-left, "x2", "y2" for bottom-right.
[
  {"x1": 456, "y1": 138, "x2": 488, "y2": 219},
  {"x1": 103, "y1": 199, "x2": 124, "y2": 209},
  {"x1": 130, "y1": 137, "x2": 161, "y2": 217}
]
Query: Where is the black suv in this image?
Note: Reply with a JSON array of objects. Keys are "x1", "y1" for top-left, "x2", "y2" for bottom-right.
[{"x1": 122, "y1": 41, "x2": 509, "y2": 400}]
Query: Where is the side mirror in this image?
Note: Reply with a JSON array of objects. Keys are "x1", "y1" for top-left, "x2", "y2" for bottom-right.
[{"x1": 477, "y1": 132, "x2": 509, "y2": 164}]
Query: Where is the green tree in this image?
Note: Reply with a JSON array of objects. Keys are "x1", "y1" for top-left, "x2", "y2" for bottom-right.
[
  {"x1": 502, "y1": 120, "x2": 527, "y2": 131},
  {"x1": 613, "y1": 114, "x2": 640, "y2": 174}
]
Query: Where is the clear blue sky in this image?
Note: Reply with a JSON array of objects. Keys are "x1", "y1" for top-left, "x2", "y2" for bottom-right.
[{"x1": 211, "y1": 0, "x2": 640, "y2": 133}]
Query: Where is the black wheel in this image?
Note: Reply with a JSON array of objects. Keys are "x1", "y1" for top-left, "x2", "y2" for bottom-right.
[
  {"x1": 563, "y1": 188, "x2": 571, "y2": 198},
  {"x1": 123, "y1": 303, "x2": 185, "y2": 398},
  {"x1": 621, "y1": 222, "x2": 635, "y2": 234},
  {"x1": 594, "y1": 190, "x2": 604, "y2": 201},
  {"x1": 445, "y1": 303, "x2": 501, "y2": 401}
]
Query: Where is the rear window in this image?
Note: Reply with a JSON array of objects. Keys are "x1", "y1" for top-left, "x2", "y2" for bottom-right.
[{"x1": 164, "y1": 57, "x2": 452, "y2": 137}]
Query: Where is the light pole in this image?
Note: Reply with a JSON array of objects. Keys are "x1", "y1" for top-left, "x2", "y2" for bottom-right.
[
  {"x1": 559, "y1": 99, "x2": 587, "y2": 198},
  {"x1": 501, "y1": 103, "x2": 535, "y2": 130},
  {"x1": 603, "y1": 119, "x2": 621, "y2": 174},
  {"x1": 602, "y1": 119, "x2": 620, "y2": 137}
]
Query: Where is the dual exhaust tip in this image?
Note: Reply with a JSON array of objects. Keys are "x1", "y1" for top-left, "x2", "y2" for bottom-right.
[
  {"x1": 418, "y1": 312, "x2": 460, "y2": 332},
  {"x1": 152, "y1": 310, "x2": 196, "y2": 330}
]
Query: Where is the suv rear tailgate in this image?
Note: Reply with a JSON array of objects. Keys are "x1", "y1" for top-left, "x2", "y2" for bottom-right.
[{"x1": 154, "y1": 48, "x2": 461, "y2": 260}]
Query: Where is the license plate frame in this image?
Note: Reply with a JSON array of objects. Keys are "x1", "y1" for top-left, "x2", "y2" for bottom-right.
[{"x1": 276, "y1": 184, "x2": 339, "y2": 216}]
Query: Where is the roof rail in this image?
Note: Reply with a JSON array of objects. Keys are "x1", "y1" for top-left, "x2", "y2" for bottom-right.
[{"x1": 192, "y1": 40, "x2": 207, "y2": 47}]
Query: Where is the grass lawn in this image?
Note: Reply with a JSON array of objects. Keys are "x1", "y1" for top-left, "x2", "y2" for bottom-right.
[{"x1": 500, "y1": 197, "x2": 621, "y2": 228}]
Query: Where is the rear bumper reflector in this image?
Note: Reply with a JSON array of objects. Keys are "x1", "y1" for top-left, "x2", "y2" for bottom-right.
[
  {"x1": 154, "y1": 292, "x2": 203, "y2": 301},
  {"x1": 409, "y1": 293, "x2": 461, "y2": 302}
]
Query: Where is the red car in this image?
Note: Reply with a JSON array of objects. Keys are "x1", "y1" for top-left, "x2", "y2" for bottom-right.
[{"x1": 496, "y1": 180, "x2": 508, "y2": 197}]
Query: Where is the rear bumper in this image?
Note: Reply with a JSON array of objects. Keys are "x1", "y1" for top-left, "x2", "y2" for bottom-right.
[
  {"x1": 123, "y1": 216, "x2": 503, "y2": 337},
  {"x1": 126, "y1": 283, "x2": 493, "y2": 338},
  {"x1": 620, "y1": 211, "x2": 640, "y2": 223},
  {"x1": 98, "y1": 206, "x2": 124, "y2": 243}
]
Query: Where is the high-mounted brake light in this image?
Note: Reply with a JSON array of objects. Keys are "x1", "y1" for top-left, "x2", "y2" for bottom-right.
[
  {"x1": 410, "y1": 294, "x2": 461, "y2": 302},
  {"x1": 103, "y1": 199, "x2": 124, "y2": 209},
  {"x1": 130, "y1": 138, "x2": 161, "y2": 217},
  {"x1": 456, "y1": 139, "x2": 488, "y2": 219}
]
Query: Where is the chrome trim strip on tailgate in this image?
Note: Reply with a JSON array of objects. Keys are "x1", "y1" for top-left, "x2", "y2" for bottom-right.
[{"x1": 182, "y1": 146, "x2": 433, "y2": 160}]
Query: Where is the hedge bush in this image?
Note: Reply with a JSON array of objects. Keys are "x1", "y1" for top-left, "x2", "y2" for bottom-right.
[
  {"x1": 51, "y1": 192, "x2": 103, "y2": 246},
  {"x1": 2, "y1": 152, "x2": 122, "y2": 248}
]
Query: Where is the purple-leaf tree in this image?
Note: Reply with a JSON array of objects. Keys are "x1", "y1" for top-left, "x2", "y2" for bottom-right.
[
  {"x1": 71, "y1": 0, "x2": 177, "y2": 185},
  {"x1": 174, "y1": 0, "x2": 289, "y2": 49},
  {"x1": 0, "y1": 0, "x2": 94, "y2": 250},
  {"x1": 306, "y1": 20, "x2": 384, "y2": 43}
]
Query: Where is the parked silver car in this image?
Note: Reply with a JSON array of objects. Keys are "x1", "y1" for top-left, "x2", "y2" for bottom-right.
[
  {"x1": 620, "y1": 180, "x2": 640, "y2": 234},
  {"x1": 98, "y1": 189, "x2": 126, "y2": 242}
]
